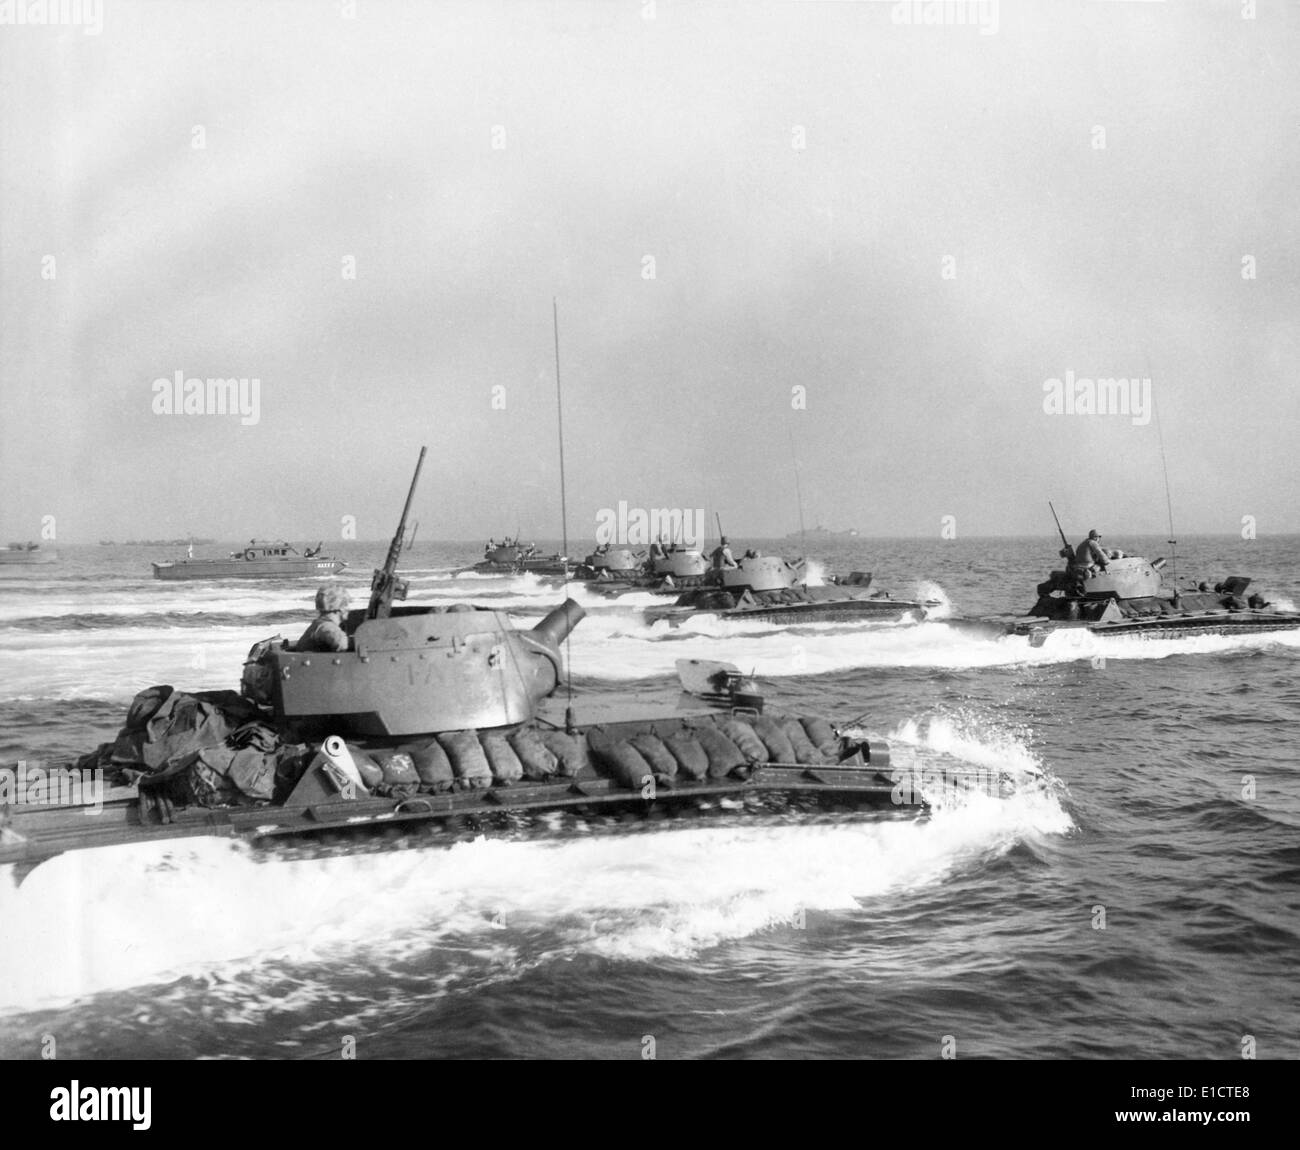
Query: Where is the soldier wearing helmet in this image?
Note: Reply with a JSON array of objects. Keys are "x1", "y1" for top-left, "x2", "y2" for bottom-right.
[
  {"x1": 1074, "y1": 529, "x2": 1110, "y2": 577},
  {"x1": 294, "y1": 585, "x2": 352, "y2": 652},
  {"x1": 710, "y1": 536, "x2": 738, "y2": 570}
]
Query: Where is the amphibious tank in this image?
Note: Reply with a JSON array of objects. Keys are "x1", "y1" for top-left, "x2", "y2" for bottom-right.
[
  {"x1": 574, "y1": 545, "x2": 646, "y2": 581},
  {"x1": 644, "y1": 552, "x2": 938, "y2": 626},
  {"x1": 0, "y1": 450, "x2": 1005, "y2": 882},
  {"x1": 466, "y1": 538, "x2": 569, "y2": 576},
  {"x1": 992, "y1": 549, "x2": 1300, "y2": 645},
  {"x1": 580, "y1": 543, "x2": 716, "y2": 597}
]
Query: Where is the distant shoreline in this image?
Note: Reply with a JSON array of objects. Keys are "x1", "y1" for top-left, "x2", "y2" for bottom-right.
[{"x1": 52, "y1": 533, "x2": 1300, "y2": 546}]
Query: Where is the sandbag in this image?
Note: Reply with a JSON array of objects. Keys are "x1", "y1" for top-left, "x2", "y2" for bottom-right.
[
  {"x1": 479, "y1": 730, "x2": 524, "y2": 783},
  {"x1": 752, "y1": 715, "x2": 797, "y2": 764},
  {"x1": 406, "y1": 738, "x2": 454, "y2": 793},
  {"x1": 801, "y1": 716, "x2": 839, "y2": 760},
  {"x1": 719, "y1": 719, "x2": 768, "y2": 765},
  {"x1": 438, "y1": 730, "x2": 492, "y2": 788},
  {"x1": 346, "y1": 744, "x2": 385, "y2": 788},
  {"x1": 587, "y1": 733, "x2": 654, "y2": 791},
  {"x1": 781, "y1": 718, "x2": 824, "y2": 765},
  {"x1": 509, "y1": 727, "x2": 558, "y2": 780},
  {"x1": 375, "y1": 751, "x2": 420, "y2": 788},
  {"x1": 538, "y1": 730, "x2": 595, "y2": 778},
  {"x1": 664, "y1": 730, "x2": 710, "y2": 780},
  {"x1": 689, "y1": 723, "x2": 748, "y2": 779},
  {"x1": 629, "y1": 733, "x2": 678, "y2": 779}
]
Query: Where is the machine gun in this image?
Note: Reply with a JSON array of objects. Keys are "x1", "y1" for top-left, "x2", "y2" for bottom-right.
[{"x1": 367, "y1": 446, "x2": 427, "y2": 620}]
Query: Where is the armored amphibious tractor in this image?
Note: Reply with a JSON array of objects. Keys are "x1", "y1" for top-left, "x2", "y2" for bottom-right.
[
  {"x1": 1002, "y1": 551, "x2": 1300, "y2": 644},
  {"x1": 644, "y1": 553, "x2": 939, "y2": 626},
  {"x1": 466, "y1": 538, "x2": 569, "y2": 576},
  {"x1": 0, "y1": 450, "x2": 1010, "y2": 882}
]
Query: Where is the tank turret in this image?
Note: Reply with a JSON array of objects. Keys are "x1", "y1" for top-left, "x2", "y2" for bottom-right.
[
  {"x1": 720, "y1": 554, "x2": 806, "y2": 593},
  {"x1": 267, "y1": 599, "x2": 584, "y2": 738},
  {"x1": 1076, "y1": 556, "x2": 1164, "y2": 599},
  {"x1": 1029, "y1": 554, "x2": 1165, "y2": 617},
  {"x1": 653, "y1": 548, "x2": 708, "y2": 578},
  {"x1": 584, "y1": 546, "x2": 644, "y2": 574}
]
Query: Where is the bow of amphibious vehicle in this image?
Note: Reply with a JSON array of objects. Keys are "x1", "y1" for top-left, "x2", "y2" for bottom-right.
[
  {"x1": 0, "y1": 604, "x2": 1010, "y2": 882},
  {"x1": 0, "y1": 447, "x2": 1012, "y2": 883},
  {"x1": 999, "y1": 555, "x2": 1300, "y2": 644}
]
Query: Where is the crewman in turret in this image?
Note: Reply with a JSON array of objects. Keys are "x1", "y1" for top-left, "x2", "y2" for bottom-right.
[
  {"x1": 650, "y1": 536, "x2": 668, "y2": 561},
  {"x1": 711, "y1": 536, "x2": 738, "y2": 570},
  {"x1": 294, "y1": 586, "x2": 351, "y2": 652},
  {"x1": 1074, "y1": 529, "x2": 1109, "y2": 577}
]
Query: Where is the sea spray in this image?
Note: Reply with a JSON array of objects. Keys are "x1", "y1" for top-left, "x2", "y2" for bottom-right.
[{"x1": 0, "y1": 704, "x2": 1072, "y2": 1018}]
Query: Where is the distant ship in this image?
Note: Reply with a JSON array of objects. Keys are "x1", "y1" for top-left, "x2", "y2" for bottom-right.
[
  {"x1": 784, "y1": 524, "x2": 859, "y2": 540},
  {"x1": 0, "y1": 542, "x2": 57, "y2": 565},
  {"x1": 126, "y1": 537, "x2": 216, "y2": 546},
  {"x1": 151, "y1": 540, "x2": 346, "y2": 581}
]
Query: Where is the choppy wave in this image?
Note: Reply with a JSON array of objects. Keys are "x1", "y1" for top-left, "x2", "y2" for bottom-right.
[
  {"x1": 0, "y1": 710, "x2": 1067, "y2": 1018},
  {"x1": 2, "y1": 538, "x2": 1298, "y2": 1058}
]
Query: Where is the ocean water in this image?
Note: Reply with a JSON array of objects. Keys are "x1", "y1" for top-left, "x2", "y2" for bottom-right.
[{"x1": 0, "y1": 536, "x2": 1297, "y2": 1062}]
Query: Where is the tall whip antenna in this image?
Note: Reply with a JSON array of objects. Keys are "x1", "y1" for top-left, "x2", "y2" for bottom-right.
[
  {"x1": 553, "y1": 298, "x2": 569, "y2": 566},
  {"x1": 553, "y1": 298, "x2": 574, "y2": 727},
  {"x1": 1150, "y1": 364, "x2": 1178, "y2": 597},
  {"x1": 787, "y1": 421, "x2": 807, "y2": 555}
]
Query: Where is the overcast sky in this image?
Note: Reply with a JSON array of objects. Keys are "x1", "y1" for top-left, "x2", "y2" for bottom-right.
[{"x1": 2, "y1": 0, "x2": 1297, "y2": 542}]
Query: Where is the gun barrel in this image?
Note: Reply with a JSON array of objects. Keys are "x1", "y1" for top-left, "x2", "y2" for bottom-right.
[
  {"x1": 532, "y1": 599, "x2": 585, "y2": 648},
  {"x1": 391, "y1": 448, "x2": 427, "y2": 558},
  {"x1": 368, "y1": 446, "x2": 428, "y2": 619}
]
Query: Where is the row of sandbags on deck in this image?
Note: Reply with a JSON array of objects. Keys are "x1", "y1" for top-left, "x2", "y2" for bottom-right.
[
  {"x1": 583, "y1": 712, "x2": 843, "y2": 790},
  {"x1": 349, "y1": 712, "x2": 847, "y2": 798},
  {"x1": 68, "y1": 685, "x2": 848, "y2": 808},
  {"x1": 325, "y1": 728, "x2": 591, "y2": 797}
]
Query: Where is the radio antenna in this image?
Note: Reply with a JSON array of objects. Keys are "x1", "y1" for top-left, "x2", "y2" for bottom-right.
[
  {"x1": 787, "y1": 421, "x2": 807, "y2": 555},
  {"x1": 553, "y1": 299, "x2": 570, "y2": 567},
  {"x1": 1149, "y1": 364, "x2": 1178, "y2": 599},
  {"x1": 553, "y1": 298, "x2": 574, "y2": 728}
]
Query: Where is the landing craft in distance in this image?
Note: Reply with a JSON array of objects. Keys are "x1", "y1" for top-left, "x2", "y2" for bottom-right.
[
  {"x1": 151, "y1": 540, "x2": 345, "y2": 580},
  {"x1": 0, "y1": 542, "x2": 57, "y2": 565}
]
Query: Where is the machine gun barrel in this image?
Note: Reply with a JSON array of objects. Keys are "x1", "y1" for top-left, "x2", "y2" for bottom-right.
[{"x1": 367, "y1": 446, "x2": 427, "y2": 619}]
